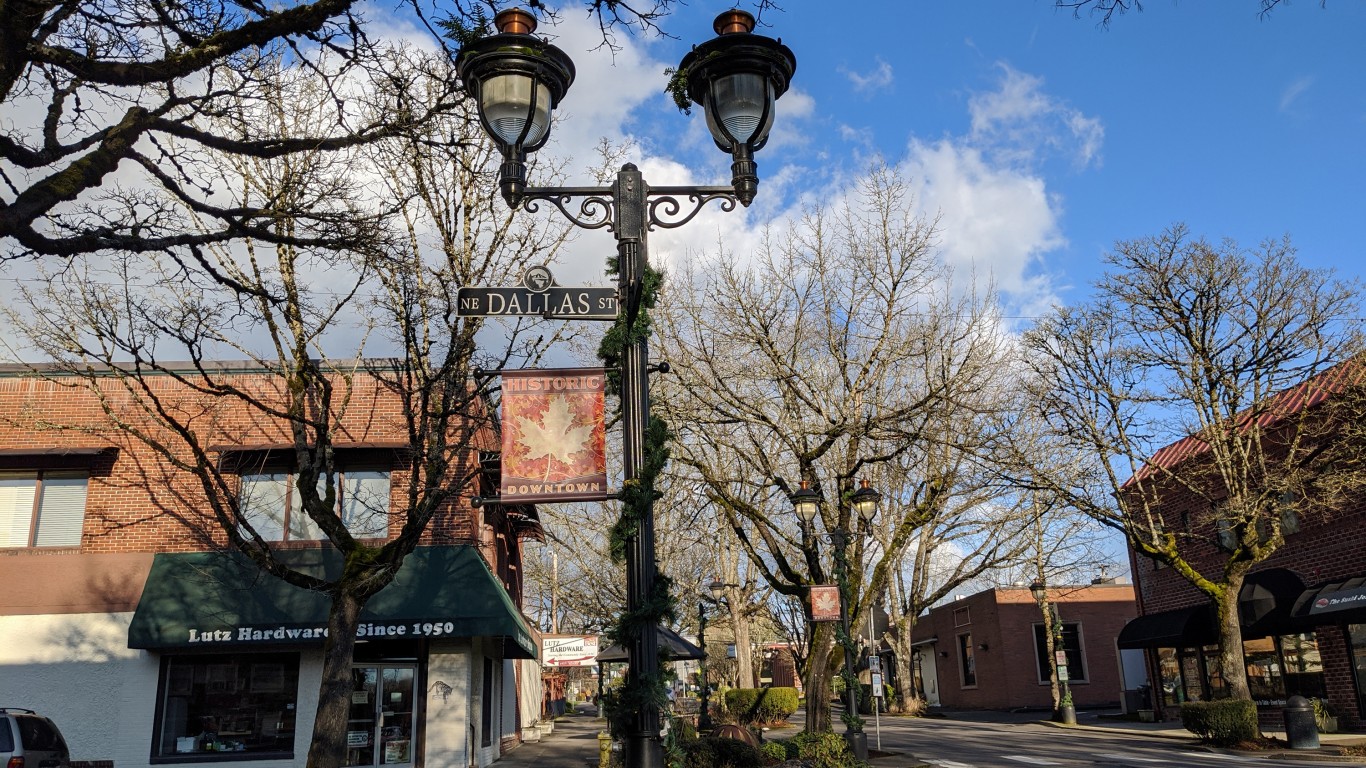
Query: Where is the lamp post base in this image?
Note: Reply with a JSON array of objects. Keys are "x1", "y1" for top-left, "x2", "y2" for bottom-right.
[
  {"x1": 1055, "y1": 705, "x2": 1076, "y2": 725},
  {"x1": 843, "y1": 731, "x2": 868, "y2": 762}
]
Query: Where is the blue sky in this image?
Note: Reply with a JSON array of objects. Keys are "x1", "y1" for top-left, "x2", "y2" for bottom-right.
[{"x1": 519, "y1": 1, "x2": 1366, "y2": 319}]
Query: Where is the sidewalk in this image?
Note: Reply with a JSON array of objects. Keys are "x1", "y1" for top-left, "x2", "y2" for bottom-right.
[
  {"x1": 949, "y1": 707, "x2": 1366, "y2": 762},
  {"x1": 494, "y1": 705, "x2": 604, "y2": 768}
]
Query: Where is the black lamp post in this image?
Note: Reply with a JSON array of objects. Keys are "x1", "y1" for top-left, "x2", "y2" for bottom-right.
[
  {"x1": 790, "y1": 478, "x2": 880, "y2": 762},
  {"x1": 1029, "y1": 581, "x2": 1075, "y2": 725},
  {"x1": 457, "y1": 11, "x2": 795, "y2": 768}
]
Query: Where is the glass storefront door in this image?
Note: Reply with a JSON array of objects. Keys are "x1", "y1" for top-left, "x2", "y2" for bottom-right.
[{"x1": 346, "y1": 665, "x2": 416, "y2": 766}]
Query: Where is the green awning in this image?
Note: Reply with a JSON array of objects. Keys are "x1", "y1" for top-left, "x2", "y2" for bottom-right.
[{"x1": 128, "y1": 545, "x2": 536, "y2": 658}]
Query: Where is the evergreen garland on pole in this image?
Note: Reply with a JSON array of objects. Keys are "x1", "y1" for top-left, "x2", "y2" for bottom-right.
[{"x1": 598, "y1": 257, "x2": 678, "y2": 741}]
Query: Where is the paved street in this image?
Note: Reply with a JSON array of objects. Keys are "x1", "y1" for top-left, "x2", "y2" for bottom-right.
[{"x1": 499, "y1": 705, "x2": 1366, "y2": 768}]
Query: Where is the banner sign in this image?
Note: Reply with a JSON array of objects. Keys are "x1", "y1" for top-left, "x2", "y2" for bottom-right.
[
  {"x1": 810, "y1": 585, "x2": 841, "y2": 622},
  {"x1": 500, "y1": 368, "x2": 609, "y2": 504},
  {"x1": 542, "y1": 635, "x2": 600, "y2": 667}
]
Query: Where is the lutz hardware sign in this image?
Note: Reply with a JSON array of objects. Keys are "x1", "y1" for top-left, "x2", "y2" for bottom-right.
[
  {"x1": 541, "y1": 635, "x2": 600, "y2": 667},
  {"x1": 457, "y1": 265, "x2": 618, "y2": 319}
]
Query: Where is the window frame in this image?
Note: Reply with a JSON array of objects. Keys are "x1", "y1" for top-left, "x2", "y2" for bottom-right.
[
  {"x1": 1032, "y1": 621, "x2": 1089, "y2": 684},
  {"x1": 235, "y1": 455, "x2": 392, "y2": 543},
  {"x1": 149, "y1": 651, "x2": 301, "y2": 763},
  {"x1": 957, "y1": 633, "x2": 977, "y2": 688},
  {"x1": 0, "y1": 469, "x2": 89, "y2": 549}
]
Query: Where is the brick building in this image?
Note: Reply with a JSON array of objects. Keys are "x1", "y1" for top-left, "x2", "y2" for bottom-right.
[
  {"x1": 1117, "y1": 365, "x2": 1366, "y2": 730},
  {"x1": 0, "y1": 364, "x2": 544, "y2": 767},
  {"x1": 909, "y1": 583, "x2": 1137, "y2": 711}
]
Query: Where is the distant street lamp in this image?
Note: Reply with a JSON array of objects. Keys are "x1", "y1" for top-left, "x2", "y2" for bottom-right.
[
  {"x1": 457, "y1": 10, "x2": 795, "y2": 768},
  {"x1": 791, "y1": 478, "x2": 881, "y2": 762},
  {"x1": 698, "y1": 578, "x2": 738, "y2": 732},
  {"x1": 1029, "y1": 581, "x2": 1076, "y2": 725}
]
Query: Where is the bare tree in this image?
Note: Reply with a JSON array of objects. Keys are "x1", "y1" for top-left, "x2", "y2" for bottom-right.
[
  {"x1": 1055, "y1": 0, "x2": 1313, "y2": 25},
  {"x1": 654, "y1": 164, "x2": 1013, "y2": 732},
  {"x1": 0, "y1": 0, "x2": 775, "y2": 262},
  {"x1": 875, "y1": 383, "x2": 1045, "y2": 715},
  {"x1": 1018, "y1": 224, "x2": 1366, "y2": 709},
  {"x1": 1, "y1": 48, "x2": 578, "y2": 768}
]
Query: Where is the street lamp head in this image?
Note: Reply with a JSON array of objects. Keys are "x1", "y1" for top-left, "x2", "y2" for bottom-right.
[
  {"x1": 850, "y1": 478, "x2": 881, "y2": 528},
  {"x1": 708, "y1": 579, "x2": 726, "y2": 601},
  {"x1": 788, "y1": 480, "x2": 819, "y2": 527},
  {"x1": 456, "y1": 8, "x2": 575, "y2": 206},
  {"x1": 678, "y1": 10, "x2": 796, "y2": 206},
  {"x1": 1029, "y1": 581, "x2": 1048, "y2": 602}
]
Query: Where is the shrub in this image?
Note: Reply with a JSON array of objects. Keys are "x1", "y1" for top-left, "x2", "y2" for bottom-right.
[
  {"x1": 758, "y1": 741, "x2": 787, "y2": 765},
  {"x1": 681, "y1": 735, "x2": 763, "y2": 768},
  {"x1": 779, "y1": 730, "x2": 855, "y2": 768},
  {"x1": 723, "y1": 688, "x2": 800, "y2": 725},
  {"x1": 1180, "y1": 700, "x2": 1258, "y2": 746}
]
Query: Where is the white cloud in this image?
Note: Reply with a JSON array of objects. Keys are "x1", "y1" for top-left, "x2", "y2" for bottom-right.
[
  {"x1": 1279, "y1": 76, "x2": 1314, "y2": 113},
  {"x1": 968, "y1": 63, "x2": 1103, "y2": 172},
  {"x1": 839, "y1": 59, "x2": 895, "y2": 95}
]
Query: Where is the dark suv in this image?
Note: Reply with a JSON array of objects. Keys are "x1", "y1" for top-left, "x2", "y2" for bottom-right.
[{"x1": 0, "y1": 709, "x2": 70, "y2": 768}]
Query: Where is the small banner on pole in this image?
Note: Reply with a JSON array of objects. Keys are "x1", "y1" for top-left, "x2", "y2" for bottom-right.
[
  {"x1": 810, "y1": 585, "x2": 841, "y2": 622},
  {"x1": 500, "y1": 368, "x2": 609, "y2": 504}
]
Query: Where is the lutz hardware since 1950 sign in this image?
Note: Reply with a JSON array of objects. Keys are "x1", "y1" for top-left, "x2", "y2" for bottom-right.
[{"x1": 457, "y1": 265, "x2": 618, "y2": 320}]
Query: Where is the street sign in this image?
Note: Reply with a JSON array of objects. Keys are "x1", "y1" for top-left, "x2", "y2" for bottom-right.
[
  {"x1": 457, "y1": 286, "x2": 618, "y2": 319},
  {"x1": 1057, "y1": 666, "x2": 1069, "y2": 682},
  {"x1": 457, "y1": 265, "x2": 618, "y2": 320},
  {"x1": 871, "y1": 672, "x2": 884, "y2": 694},
  {"x1": 868, "y1": 656, "x2": 881, "y2": 673}
]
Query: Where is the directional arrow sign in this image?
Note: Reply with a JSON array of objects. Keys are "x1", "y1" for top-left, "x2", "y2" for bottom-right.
[{"x1": 456, "y1": 287, "x2": 618, "y2": 319}]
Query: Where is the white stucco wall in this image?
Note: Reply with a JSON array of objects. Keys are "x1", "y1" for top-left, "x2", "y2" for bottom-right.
[
  {"x1": 424, "y1": 640, "x2": 472, "y2": 768},
  {"x1": 0, "y1": 611, "x2": 325, "y2": 768},
  {"x1": 0, "y1": 611, "x2": 146, "y2": 764}
]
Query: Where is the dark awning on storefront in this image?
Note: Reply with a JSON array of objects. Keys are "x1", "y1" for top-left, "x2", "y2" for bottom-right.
[
  {"x1": 1292, "y1": 576, "x2": 1366, "y2": 620},
  {"x1": 596, "y1": 626, "x2": 703, "y2": 663},
  {"x1": 127, "y1": 545, "x2": 536, "y2": 658},
  {"x1": 1116, "y1": 605, "x2": 1218, "y2": 649}
]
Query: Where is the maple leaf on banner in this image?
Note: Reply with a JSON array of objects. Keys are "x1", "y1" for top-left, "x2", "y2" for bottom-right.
[
  {"x1": 516, "y1": 395, "x2": 595, "y2": 480},
  {"x1": 812, "y1": 589, "x2": 839, "y2": 617}
]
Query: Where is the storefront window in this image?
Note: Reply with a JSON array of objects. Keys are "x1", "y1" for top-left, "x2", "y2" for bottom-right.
[
  {"x1": 1157, "y1": 648, "x2": 1182, "y2": 708},
  {"x1": 1280, "y1": 632, "x2": 1326, "y2": 700},
  {"x1": 155, "y1": 652, "x2": 300, "y2": 759},
  {"x1": 1243, "y1": 636, "x2": 1283, "y2": 704},
  {"x1": 1202, "y1": 645, "x2": 1228, "y2": 699},
  {"x1": 1181, "y1": 651, "x2": 1204, "y2": 702},
  {"x1": 1351, "y1": 625, "x2": 1366, "y2": 717}
]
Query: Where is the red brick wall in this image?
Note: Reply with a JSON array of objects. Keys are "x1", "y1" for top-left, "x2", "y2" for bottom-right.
[
  {"x1": 912, "y1": 585, "x2": 1136, "y2": 710},
  {"x1": 0, "y1": 369, "x2": 509, "y2": 569}
]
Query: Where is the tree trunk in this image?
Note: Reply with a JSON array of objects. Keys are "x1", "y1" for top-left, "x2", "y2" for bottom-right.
[
  {"x1": 1042, "y1": 604, "x2": 1060, "y2": 712},
  {"x1": 732, "y1": 603, "x2": 755, "y2": 689},
  {"x1": 1215, "y1": 578, "x2": 1254, "y2": 705},
  {"x1": 307, "y1": 588, "x2": 365, "y2": 768},
  {"x1": 889, "y1": 615, "x2": 920, "y2": 714},
  {"x1": 804, "y1": 622, "x2": 835, "y2": 732}
]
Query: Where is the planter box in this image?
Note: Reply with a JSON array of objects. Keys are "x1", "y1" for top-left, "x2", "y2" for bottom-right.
[
  {"x1": 1137, "y1": 709, "x2": 1155, "y2": 723},
  {"x1": 521, "y1": 725, "x2": 541, "y2": 742}
]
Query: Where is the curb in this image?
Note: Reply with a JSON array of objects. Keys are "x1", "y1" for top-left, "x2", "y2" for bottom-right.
[{"x1": 1038, "y1": 719, "x2": 1366, "y2": 763}]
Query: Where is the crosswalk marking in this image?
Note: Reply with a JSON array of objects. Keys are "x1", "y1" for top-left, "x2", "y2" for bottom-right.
[
  {"x1": 924, "y1": 760, "x2": 977, "y2": 768},
  {"x1": 1003, "y1": 757, "x2": 1061, "y2": 765},
  {"x1": 1095, "y1": 753, "x2": 1169, "y2": 763}
]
